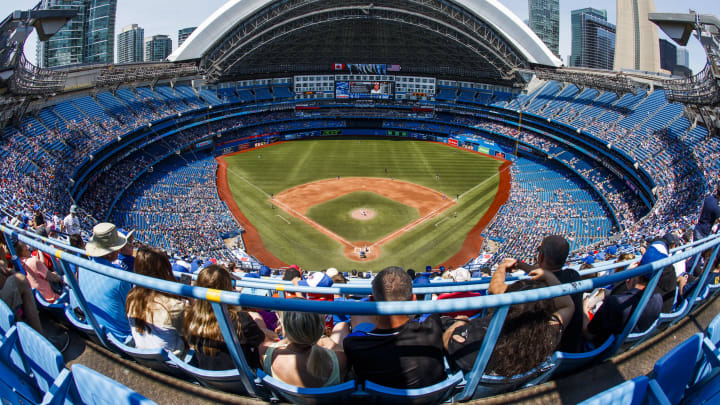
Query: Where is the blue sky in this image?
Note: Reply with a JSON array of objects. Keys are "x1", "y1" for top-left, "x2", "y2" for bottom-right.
[{"x1": 3, "y1": 0, "x2": 719, "y2": 73}]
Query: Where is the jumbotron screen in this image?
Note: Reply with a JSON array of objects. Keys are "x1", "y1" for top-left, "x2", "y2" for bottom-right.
[{"x1": 336, "y1": 81, "x2": 394, "y2": 100}]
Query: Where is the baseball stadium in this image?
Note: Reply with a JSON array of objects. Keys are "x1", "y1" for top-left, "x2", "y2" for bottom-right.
[{"x1": 1, "y1": 0, "x2": 720, "y2": 403}]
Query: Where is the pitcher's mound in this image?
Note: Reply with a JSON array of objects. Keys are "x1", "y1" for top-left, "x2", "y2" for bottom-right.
[{"x1": 351, "y1": 209, "x2": 376, "y2": 221}]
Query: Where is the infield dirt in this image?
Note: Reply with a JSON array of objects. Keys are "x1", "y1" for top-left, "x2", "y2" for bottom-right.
[{"x1": 273, "y1": 177, "x2": 455, "y2": 261}]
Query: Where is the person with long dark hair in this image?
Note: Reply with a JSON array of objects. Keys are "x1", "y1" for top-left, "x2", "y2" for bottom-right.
[
  {"x1": 126, "y1": 247, "x2": 186, "y2": 354},
  {"x1": 443, "y1": 258, "x2": 574, "y2": 378},
  {"x1": 184, "y1": 265, "x2": 274, "y2": 370}
]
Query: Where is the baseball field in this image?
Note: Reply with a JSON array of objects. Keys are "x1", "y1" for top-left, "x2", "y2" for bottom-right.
[{"x1": 217, "y1": 138, "x2": 509, "y2": 271}]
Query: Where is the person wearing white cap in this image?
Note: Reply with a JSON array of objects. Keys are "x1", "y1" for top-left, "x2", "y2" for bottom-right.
[
  {"x1": 62, "y1": 205, "x2": 81, "y2": 237},
  {"x1": 78, "y1": 222, "x2": 133, "y2": 339}
]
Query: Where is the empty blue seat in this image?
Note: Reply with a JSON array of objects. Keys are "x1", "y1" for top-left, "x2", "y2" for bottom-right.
[
  {"x1": 0, "y1": 299, "x2": 14, "y2": 336},
  {"x1": 362, "y1": 371, "x2": 463, "y2": 405},
  {"x1": 71, "y1": 364, "x2": 157, "y2": 405},
  {"x1": 15, "y1": 322, "x2": 71, "y2": 400},
  {"x1": 0, "y1": 325, "x2": 44, "y2": 404},
  {"x1": 258, "y1": 369, "x2": 357, "y2": 405},
  {"x1": 578, "y1": 376, "x2": 649, "y2": 405},
  {"x1": 651, "y1": 333, "x2": 703, "y2": 404}
]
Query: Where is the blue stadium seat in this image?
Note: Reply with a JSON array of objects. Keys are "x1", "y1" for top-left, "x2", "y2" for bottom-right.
[
  {"x1": 0, "y1": 325, "x2": 43, "y2": 404},
  {"x1": 0, "y1": 299, "x2": 14, "y2": 337},
  {"x1": 166, "y1": 351, "x2": 257, "y2": 396},
  {"x1": 15, "y1": 322, "x2": 73, "y2": 403},
  {"x1": 651, "y1": 333, "x2": 703, "y2": 404},
  {"x1": 71, "y1": 364, "x2": 157, "y2": 405},
  {"x1": 257, "y1": 369, "x2": 357, "y2": 405},
  {"x1": 552, "y1": 335, "x2": 615, "y2": 377},
  {"x1": 577, "y1": 376, "x2": 649, "y2": 405},
  {"x1": 105, "y1": 334, "x2": 189, "y2": 379},
  {"x1": 33, "y1": 288, "x2": 69, "y2": 314},
  {"x1": 692, "y1": 313, "x2": 720, "y2": 385},
  {"x1": 468, "y1": 359, "x2": 556, "y2": 399},
  {"x1": 361, "y1": 371, "x2": 463, "y2": 405}
]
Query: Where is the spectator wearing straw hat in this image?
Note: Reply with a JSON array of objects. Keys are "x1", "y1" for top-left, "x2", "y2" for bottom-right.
[{"x1": 79, "y1": 223, "x2": 133, "y2": 339}]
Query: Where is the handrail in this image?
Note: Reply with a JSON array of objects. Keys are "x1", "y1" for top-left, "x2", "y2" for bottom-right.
[
  {"x1": 4, "y1": 223, "x2": 720, "y2": 402},
  {"x1": 5, "y1": 224, "x2": 718, "y2": 316}
]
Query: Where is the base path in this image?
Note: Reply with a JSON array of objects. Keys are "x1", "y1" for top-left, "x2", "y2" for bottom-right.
[{"x1": 273, "y1": 177, "x2": 455, "y2": 262}]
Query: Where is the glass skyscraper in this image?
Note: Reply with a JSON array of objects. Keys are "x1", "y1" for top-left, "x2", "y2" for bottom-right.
[
  {"x1": 36, "y1": 0, "x2": 86, "y2": 68},
  {"x1": 36, "y1": 0, "x2": 117, "y2": 68},
  {"x1": 145, "y1": 35, "x2": 172, "y2": 62},
  {"x1": 117, "y1": 24, "x2": 144, "y2": 64},
  {"x1": 178, "y1": 27, "x2": 197, "y2": 47},
  {"x1": 528, "y1": 0, "x2": 559, "y2": 57},
  {"x1": 85, "y1": 0, "x2": 117, "y2": 64},
  {"x1": 570, "y1": 8, "x2": 616, "y2": 70}
]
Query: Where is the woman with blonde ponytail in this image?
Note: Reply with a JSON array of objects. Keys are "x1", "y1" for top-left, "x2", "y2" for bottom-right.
[{"x1": 260, "y1": 311, "x2": 348, "y2": 387}]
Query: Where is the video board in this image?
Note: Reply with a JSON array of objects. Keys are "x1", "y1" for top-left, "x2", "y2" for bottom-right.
[{"x1": 335, "y1": 80, "x2": 394, "y2": 100}]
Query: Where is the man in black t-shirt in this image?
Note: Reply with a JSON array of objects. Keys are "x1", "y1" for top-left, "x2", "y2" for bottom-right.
[
  {"x1": 585, "y1": 272, "x2": 662, "y2": 346},
  {"x1": 535, "y1": 235, "x2": 584, "y2": 353},
  {"x1": 344, "y1": 267, "x2": 446, "y2": 389}
]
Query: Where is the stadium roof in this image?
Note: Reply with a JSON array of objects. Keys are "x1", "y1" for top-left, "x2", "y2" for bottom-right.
[{"x1": 169, "y1": 0, "x2": 562, "y2": 84}]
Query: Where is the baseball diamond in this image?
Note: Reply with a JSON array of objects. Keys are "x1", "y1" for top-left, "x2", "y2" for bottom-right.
[{"x1": 216, "y1": 138, "x2": 508, "y2": 271}]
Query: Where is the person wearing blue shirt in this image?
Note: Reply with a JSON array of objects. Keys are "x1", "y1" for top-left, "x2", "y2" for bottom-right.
[{"x1": 79, "y1": 223, "x2": 133, "y2": 340}]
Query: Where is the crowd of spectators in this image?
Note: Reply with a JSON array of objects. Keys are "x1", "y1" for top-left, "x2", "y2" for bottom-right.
[
  {"x1": 111, "y1": 155, "x2": 242, "y2": 262},
  {"x1": 2, "y1": 83, "x2": 720, "y2": 274},
  {"x1": 45, "y1": 225, "x2": 703, "y2": 397}
]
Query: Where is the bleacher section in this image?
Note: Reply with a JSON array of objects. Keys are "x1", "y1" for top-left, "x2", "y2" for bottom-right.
[
  {"x1": 0, "y1": 77, "x2": 718, "y2": 275},
  {"x1": 111, "y1": 155, "x2": 243, "y2": 262}
]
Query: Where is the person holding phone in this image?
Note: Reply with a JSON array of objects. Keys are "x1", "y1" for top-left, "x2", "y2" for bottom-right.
[{"x1": 443, "y1": 258, "x2": 574, "y2": 376}]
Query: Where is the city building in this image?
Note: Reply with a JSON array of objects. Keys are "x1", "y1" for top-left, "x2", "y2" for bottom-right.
[
  {"x1": 117, "y1": 24, "x2": 144, "y2": 64},
  {"x1": 614, "y1": 0, "x2": 660, "y2": 72},
  {"x1": 36, "y1": 0, "x2": 86, "y2": 68},
  {"x1": 659, "y1": 38, "x2": 692, "y2": 77},
  {"x1": 570, "y1": 8, "x2": 616, "y2": 70},
  {"x1": 84, "y1": 0, "x2": 116, "y2": 63},
  {"x1": 178, "y1": 27, "x2": 197, "y2": 47},
  {"x1": 145, "y1": 35, "x2": 172, "y2": 62},
  {"x1": 36, "y1": 0, "x2": 117, "y2": 68},
  {"x1": 528, "y1": 0, "x2": 560, "y2": 57}
]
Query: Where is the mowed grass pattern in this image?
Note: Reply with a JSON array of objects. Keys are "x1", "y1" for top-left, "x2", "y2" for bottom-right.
[
  {"x1": 306, "y1": 191, "x2": 420, "y2": 242},
  {"x1": 223, "y1": 139, "x2": 502, "y2": 271}
]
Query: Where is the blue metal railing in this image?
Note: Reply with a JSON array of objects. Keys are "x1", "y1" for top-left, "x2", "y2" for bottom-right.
[{"x1": 3, "y1": 222, "x2": 720, "y2": 401}]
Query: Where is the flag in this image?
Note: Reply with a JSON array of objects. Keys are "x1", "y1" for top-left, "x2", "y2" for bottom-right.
[
  {"x1": 386, "y1": 64, "x2": 401, "y2": 72},
  {"x1": 332, "y1": 63, "x2": 345, "y2": 70}
]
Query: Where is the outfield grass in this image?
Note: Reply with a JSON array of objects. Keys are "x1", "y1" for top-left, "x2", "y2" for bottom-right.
[
  {"x1": 223, "y1": 138, "x2": 502, "y2": 271},
  {"x1": 306, "y1": 191, "x2": 420, "y2": 242}
]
